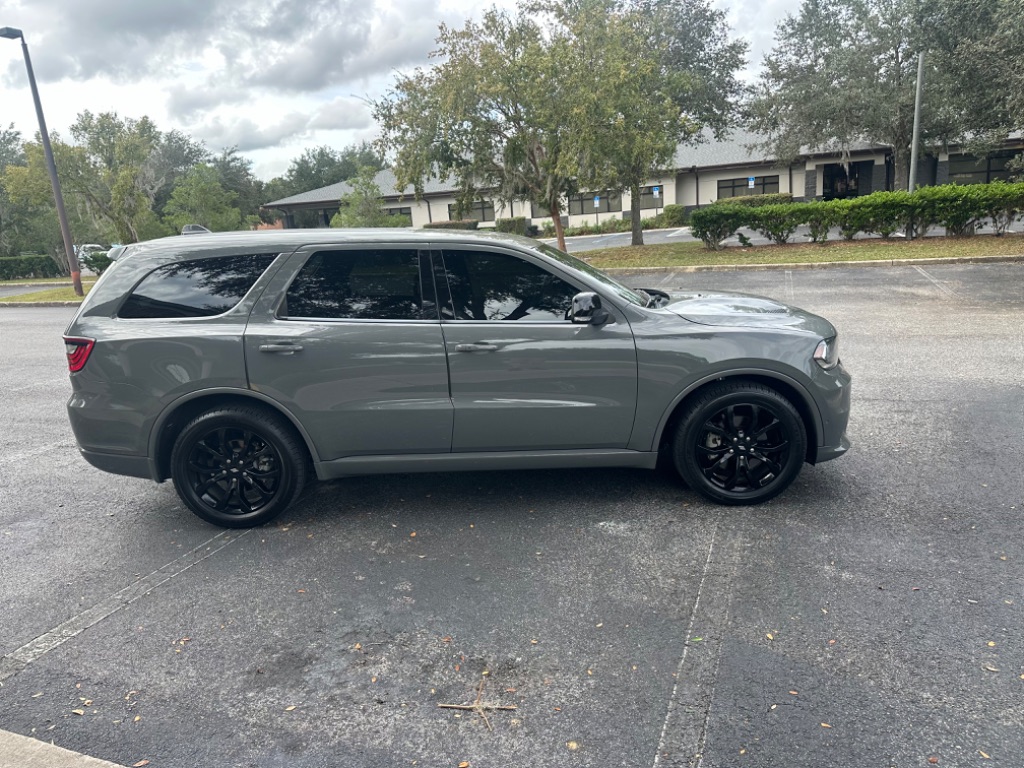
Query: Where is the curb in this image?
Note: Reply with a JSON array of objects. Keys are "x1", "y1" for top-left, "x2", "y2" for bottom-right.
[
  {"x1": 0, "y1": 729, "x2": 124, "y2": 767},
  {"x1": 600, "y1": 253, "x2": 1024, "y2": 276}
]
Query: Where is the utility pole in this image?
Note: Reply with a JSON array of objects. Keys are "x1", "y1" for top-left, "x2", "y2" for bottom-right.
[
  {"x1": 0, "y1": 27, "x2": 82, "y2": 295},
  {"x1": 908, "y1": 51, "x2": 925, "y2": 195}
]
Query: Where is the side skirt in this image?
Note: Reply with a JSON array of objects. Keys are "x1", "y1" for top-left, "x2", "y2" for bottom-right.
[{"x1": 316, "y1": 449, "x2": 659, "y2": 480}]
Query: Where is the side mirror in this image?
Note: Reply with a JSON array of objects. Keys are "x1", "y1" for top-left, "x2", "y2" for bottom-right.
[{"x1": 570, "y1": 292, "x2": 611, "y2": 327}]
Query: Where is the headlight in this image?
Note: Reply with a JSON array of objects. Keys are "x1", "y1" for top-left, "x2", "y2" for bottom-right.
[{"x1": 813, "y1": 336, "x2": 840, "y2": 370}]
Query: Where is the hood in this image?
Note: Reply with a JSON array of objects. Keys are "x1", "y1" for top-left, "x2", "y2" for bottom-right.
[{"x1": 665, "y1": 291, "x2": 836, "y2": 335}]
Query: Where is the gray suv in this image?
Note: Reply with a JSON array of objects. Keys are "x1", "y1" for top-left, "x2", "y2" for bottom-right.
[{"x1": 64, "y1": 230, "x2": 851, "y2": 527}]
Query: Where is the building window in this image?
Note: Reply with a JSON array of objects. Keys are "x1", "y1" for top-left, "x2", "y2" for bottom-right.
[
  {"x1": 531, "y1": 201, "x2": 552, "y2": 219},
  {"x1": 448, "y1": 200, "x2": 496, "y2": 222},
  {"x1": 717, "y1": 175, "x2": 780, "y2": 199},
  {"x1": 568, "y1": 191, "x2": 622, "y2": 216},
  {"x1": 637, "y1": 185, "x2": 666, "y2": 210},
  {"x1": 384, "y1": 206, "x2": 412, "y2": 217},
  {"x1": 948, "y1": 152, "x2": 1015, "y2": 185}
]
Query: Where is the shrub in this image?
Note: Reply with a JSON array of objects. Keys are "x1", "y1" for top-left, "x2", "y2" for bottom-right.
[
  {"x1": 689, "y1": 204, "x2": 749, "y2": 250},
  {"x1": 661, "y1": 204, "x2": 688, "y2": 226},
  {"x1": 852, "y1": 190, "x2": 911, "y2": 238},
  {"x1": 805, "y1": 201, "x2": 841, "y2": 243},
  {"x1": 978, "y1": 181, "x2": 1024, "y2": 235},
  {"x1": 495, "y1": 217, "x2": 529, "y2": 235},
  {"x1": 751, "y1": 203, "x2": 804, "y2": 245},
  {"x1": 423, "y1": 220, "x2": 480, "y2": 230},
  {"x1": 0, "y1": 254, "x2": 66, "y2": 280},
  {"x1": 80, "y1": 250, "x2": 113, "y2": 275},
  {"x1": 712, "y1": 192, "x2": 793, "y2": 208}
]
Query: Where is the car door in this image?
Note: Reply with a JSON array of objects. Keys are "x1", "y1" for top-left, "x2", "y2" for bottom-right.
[
  {"x1": 244, "y1": 245, "x2": 453, "y2": 462},
  {"x1": 434, "y1": 246, "x2": 638, "y2": 452}
]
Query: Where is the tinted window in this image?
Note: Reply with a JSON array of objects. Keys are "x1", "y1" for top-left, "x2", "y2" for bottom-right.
[
  {"x1": 119, "y1": 254, "x2": 276, "y2": 319},
  {"x1": 283, "y1": 249, "x2": 427, "y2": 321},
  {"x1": 440, "y1": 250, "x2": 578, "y2": 322}
]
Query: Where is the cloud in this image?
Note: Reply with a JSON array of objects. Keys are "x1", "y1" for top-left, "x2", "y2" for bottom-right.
[
  {"x1": 192, "y1": 112, "x2": 313, "y2": 152},
  {"x1": 308, "y1": 98, "x2": 374, "y2": 131}
]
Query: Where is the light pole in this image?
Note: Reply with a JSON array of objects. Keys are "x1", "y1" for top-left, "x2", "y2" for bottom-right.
[{"x1": 0, "y1": 26, "x2": 82, "y2": 296}]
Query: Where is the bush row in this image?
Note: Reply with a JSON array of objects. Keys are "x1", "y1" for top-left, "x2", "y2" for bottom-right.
[
  {"x1": 711, "y1": 192, "x2": 794, "y2": 208},
  {"x1": 537, "y1": 204, "x2": 689, "y2": 239},
  {"x1": 0, "y1": 254, "x2": 66, "y2": 280},
  {"x1": 689, "y1": 182, "x2": 1024, "y2": 250},
  {"x1": 423, "y1": 220, "x2": 480, "y2": 230}
]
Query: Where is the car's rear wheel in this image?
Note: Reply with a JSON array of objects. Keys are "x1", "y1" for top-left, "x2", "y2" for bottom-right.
[
  {"x1": 170, "y1": 405, "x2": 309, "y2": 528},
  {"x1": 673, "y1": 382, "x2": 806, "y2": 505}
]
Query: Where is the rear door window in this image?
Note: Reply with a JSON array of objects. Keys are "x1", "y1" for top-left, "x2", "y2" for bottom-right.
[
  {"x1": 119, "y1": 254, "x2": 277, "y2": 319},
  {"x1": 281, "y1": 249, "x2": 432, "y2": 321}
]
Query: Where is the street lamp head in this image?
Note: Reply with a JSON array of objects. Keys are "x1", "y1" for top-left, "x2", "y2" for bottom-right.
[{"x1": 0, "y1": 27, "x2": 24, "y2": 40}]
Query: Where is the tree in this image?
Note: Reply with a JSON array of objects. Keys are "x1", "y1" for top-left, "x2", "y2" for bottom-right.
[
  {"x1": 329, "y1": 166, "x2": 394, "y2": 228},
  {"x1": 0, "y1": 124, "x2": 25, "y2": 257},
  {"x1": 264, "y1": 142, "x2": 385, "y2": 227},
  {"x1": 374, "y1": 6, "x2": 582, "y2": 250},
  {"x1": 749, "y1": 0, "x2": 1024, "y2": 192},
  {"x1": 163, "y1": 164, "x2": 244, "y2": 232},
  {"x1": 539, "y1": 0, "x2": 746, "y2": 244},
  {"x1": 212, "y1": 147, "x2": 266, "y2": 223}
]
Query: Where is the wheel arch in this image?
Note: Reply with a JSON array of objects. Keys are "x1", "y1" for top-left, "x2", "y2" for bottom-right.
[
  {"x1": 654, "y1": 371, "x2": 821, "y2": 464},
  {"x1": 148, "y1": 388, "x2": 321, "y2": 482}
]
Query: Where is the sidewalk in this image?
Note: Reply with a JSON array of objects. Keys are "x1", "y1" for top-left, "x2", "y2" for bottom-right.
[{"x1": 0, "y1": 730, "x2": 123, "y2": 768}]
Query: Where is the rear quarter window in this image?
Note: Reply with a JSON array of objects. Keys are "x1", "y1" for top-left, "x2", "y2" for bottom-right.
[{"x1": 118, "y1": 254, "x2": 277, "y2": 319}]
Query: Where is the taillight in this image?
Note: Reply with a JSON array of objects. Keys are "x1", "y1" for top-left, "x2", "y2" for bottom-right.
[{"x1": 64, "y1": 336, "x2": 95, "y2": 372}]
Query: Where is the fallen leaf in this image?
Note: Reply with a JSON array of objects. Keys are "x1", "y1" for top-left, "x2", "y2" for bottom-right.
[
  {"x1": 739, "y1": 749, "x2": 747, "y2": 755},
  {"x1": 410, "y1": 532, "x2": 417, "y2": 537},
  {"x1": 371, "y1": 676, "x2": 378, "y2": 683},
  {"x1": 770, "y1": 704, "x2": 777, "y2": 710},
  {"x1": 285, "y1": 706, "x2": 296, "y2": 712},
  {"x1": 821, "y1": 722, "x2": 832, "y2": 728},
  {"x1": 505, "y1": 688, "x2": 517, "y2": 693},
  {"x1": 297, "y1": 589, "x2": 306, "y2": 594},
  {"x1": 133, "y1": 715, "x2": 141, "y2": 723},
  {"x1": 828, "y1": 640, "x2": 837, "y2": 645},
  {"x1": 354, "y1": 643, "x2": 362, "y2": 650},
  {"x1": 690, "y1": 637, "x2": 703, "y2": 643},
  {"x1": 454, "y1": 665, "x2": 460, "y2": 672},
  {"x1": 912, "y1": 587, "x2": 921, "y2": 591},
  {"x1": 587, "y1": 669, "x2": 593, "y2": 676},
  {"x1": 789, "y1": 690, "x2": 799, "y2": 695},
  {"x1": 987, "y1": 642, "x2": 996, "y2": 647},
  {"x1": 133, "y1": 761, "x2": 150, "y2": 767},
  {"x1": 31, "y1": 693, "x2": 42, "y2": 698},
  {"x1": 596, "y1": 623, "x2": 603, "y2": 628},
  {"x1": 442, "y1": 636, "x2": 452, "y2": 643},
  {"x1": 459, "y1": 763, "x2": 471, "y2": 768},
  {"x1": 72, "y1": 709, "x2": 85, "y2": 716},
  {"x1": 83, "y1": 699, "x2": 93, "y2": 706},
  {"x1": 928, "y1": 758, "x2": 938, "y2": 765},
  {"x1": 567, "y1": 741, "x2": 579, "y2": 751},
  {"x1": 984, "y1": 665, "x2": 1000, "y2": 672},
  {"x1": 980, "y1": 751, "x2": 991, "y2": 759},
  {"x1": 766, "y1": 633, "x2": 774, "y2": 641},
  {"x1": 531, "y1": 639, "x2": 539, "y2": 645}
]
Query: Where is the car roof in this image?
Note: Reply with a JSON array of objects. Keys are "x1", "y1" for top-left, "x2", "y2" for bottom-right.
[{"x1": 114, "y1": 228, "x2": 543, "y2": 261}]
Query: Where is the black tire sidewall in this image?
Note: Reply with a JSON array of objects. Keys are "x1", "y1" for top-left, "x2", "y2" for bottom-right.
[
  {"x1": 170, "y1": 408, "x2": 305, "y2": 528},
  {"x1": 674, "y1": 385, "x2": 806, "y2": 506}
]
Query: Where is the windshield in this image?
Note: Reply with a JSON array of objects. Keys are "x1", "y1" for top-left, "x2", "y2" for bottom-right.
[{"x1": 533, "y1": 243, "x2": 648, "y2": 307}]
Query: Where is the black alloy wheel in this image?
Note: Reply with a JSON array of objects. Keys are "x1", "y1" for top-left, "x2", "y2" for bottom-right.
[
  {"x1": 673, "y1": 382, "x2": 806, "y2": 505},
  {"x1": 170, "y1": 405, "x2": 308, "y2": 527}
]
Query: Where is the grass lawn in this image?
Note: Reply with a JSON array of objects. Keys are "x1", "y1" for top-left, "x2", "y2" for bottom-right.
[
  {"x1": 585, "y1": 233, "x2": 1024, "y2": 269},
  {"x1": 0, "y1": 276, "x2": 98, "y2": 285},
  {"x1": 1, "y1": 284, "x2": 93, "y2": 302}
]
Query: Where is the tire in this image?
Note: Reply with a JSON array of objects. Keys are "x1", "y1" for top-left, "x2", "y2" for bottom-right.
[
  {"x1": 170, "y1": 405, "x2": 310, "y2": 528},
  {"x1": 672, "y1": 382, "x2": 807, "y2": 506}
]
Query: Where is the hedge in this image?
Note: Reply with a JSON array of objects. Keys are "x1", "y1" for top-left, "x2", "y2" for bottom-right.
[
  {"x1": 689, "y1": 183, "x2": 1024, "y2": 249},
  {"x1": 661, "y1": 204, "x2": 688, "y2": 226},
  {"x1": 712, "y1": 192, "x2": 793, "y2": 208},
  {"x1": 423, "y1": 220, "x2": 480, "y2": 230},
  {"x1": 0, "y1": 255, "x2": 66, "y2": 280},
  {"x1": 495, "y1": 217, "x2": 528, "y2": 235}
]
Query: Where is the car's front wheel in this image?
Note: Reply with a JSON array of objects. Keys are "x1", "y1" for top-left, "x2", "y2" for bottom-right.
[
  {"x1": 672, "y1": 382, "x2": 806, "y2": 505},
  {"x1": 170, "y1": 405, "x2": 309, "y2": 528}
]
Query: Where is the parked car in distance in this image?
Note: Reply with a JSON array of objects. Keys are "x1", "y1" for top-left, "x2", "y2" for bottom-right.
[{"x1": 64, "y1": 229, "x2": 851, "y2": 527}]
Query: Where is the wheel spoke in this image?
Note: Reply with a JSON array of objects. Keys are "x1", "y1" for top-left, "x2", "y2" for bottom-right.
[
  {"x1": 755, "y1": 419, "x2": 780, "y2": 439},
  {"x1": 196, "y1": 442, "x2": 224, "y2": 460},
  {"x1": 196, "y1": 471, "x2": 227, "y2": 495},
  {"x1": 758, "y1": 441, "x2": 789, "y2": 454},
  {"x1": 247, "y1": 478, "x2": 276, "y2": 501}
]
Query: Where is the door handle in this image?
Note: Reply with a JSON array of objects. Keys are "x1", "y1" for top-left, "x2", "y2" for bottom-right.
[
  {"x1": 259, "y1": 343, "x2": 304, "y2": 354},
  {"x1": 455, "y1": 343, "x2": 499, "y2": 353}
]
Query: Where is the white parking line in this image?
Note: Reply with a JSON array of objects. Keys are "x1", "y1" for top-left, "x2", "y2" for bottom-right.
[
  {"x1": 913, "y1": 265, "x2": 958, "y2": 298},
  {"x1": 666, "y1": 227, "x2": 691, "y2": 238},
  {"x1": 0, "y1": 530, "x2": 250, "y2": 685}
]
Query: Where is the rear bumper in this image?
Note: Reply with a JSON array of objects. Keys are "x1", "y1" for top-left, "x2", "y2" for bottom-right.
[
  {"x1": 79, "y1": 448, "x2": 154, "y2": 480},
  {"x1": 814, "y1": 432, "x2": 851, "y2": 464}
]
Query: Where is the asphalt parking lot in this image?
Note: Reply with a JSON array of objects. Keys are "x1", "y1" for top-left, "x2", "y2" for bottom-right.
[{"x1": 1, "y1": 262, "x2": 1022, "y2": 768}]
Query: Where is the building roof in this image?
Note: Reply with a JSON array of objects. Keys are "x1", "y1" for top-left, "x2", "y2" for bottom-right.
[{"x1": 264, "y1": 169, "x2": 457, "y2": 209}]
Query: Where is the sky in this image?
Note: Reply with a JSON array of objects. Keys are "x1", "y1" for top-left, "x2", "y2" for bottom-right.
[{"x1": 0, "y1": 0, "x2": 799, "y2": 181}]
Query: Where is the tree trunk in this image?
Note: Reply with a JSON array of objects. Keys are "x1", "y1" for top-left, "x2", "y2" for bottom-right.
[
  {"x1": 549, "y1": 200, "x2": 567, "y2": 252},
  {"x1": 893, "y1": 147, "x2": 910, "y2": 192},
  {"x1": 630, "y1": 181, "x2": 644, "y2": 246}
]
